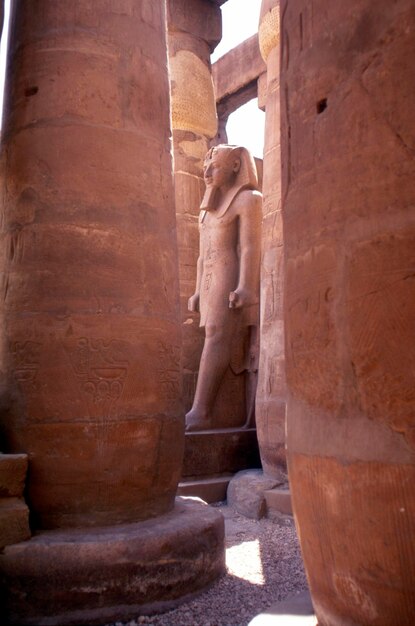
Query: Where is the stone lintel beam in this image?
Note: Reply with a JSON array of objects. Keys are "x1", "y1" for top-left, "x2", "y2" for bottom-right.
[
  {"x1": 213, "y1": 34, "x2": 266, "y2": 117},
  {"x1": 217, "y1": 80, "x2": 258, "y2": 122}
]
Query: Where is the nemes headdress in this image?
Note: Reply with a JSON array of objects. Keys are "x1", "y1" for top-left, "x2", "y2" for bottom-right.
[
  {"x1": 207, "y1": 144, "x2": 258, "y2": 189},
  {"x1": 201, "y1": 144, "x2": 259, "y2": 215}
]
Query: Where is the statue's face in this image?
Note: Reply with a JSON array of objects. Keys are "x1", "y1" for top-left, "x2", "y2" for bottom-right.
[{"x1": 203, "y1": 150, "x2": 235, "y2": 189}]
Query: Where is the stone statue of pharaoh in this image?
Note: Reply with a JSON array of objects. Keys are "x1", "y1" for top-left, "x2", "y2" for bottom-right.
[{"x1": 186, "y1": 144, "x2": 262, "y2": 431}]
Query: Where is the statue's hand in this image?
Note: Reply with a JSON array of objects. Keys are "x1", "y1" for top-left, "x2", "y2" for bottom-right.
[
  {"x1": 229, "y1": 288, "x2": 257, "y2": 309},
  {"x1": 188, "y1": 293, "x2": 200, "y2": 312}
]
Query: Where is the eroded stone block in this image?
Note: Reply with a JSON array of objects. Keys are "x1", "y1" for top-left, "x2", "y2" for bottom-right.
[
  {"x1": 182, "y1": 429, "x2": 261, "y2": 478},
  {"x1": 0, "y1": 454, "x2": 28, "y2": 498},
  {"x1": 227, "y1": 469, "x2": 284, "y2": 520},
  {"x1": 0, "y1": 498, "x2": 30, "y2": 549}
]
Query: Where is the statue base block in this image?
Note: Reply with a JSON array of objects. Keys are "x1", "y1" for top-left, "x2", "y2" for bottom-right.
[
  {"x1": 178, "y1": 428, "x2": 261, "y2": 502},
  {"x1": 0, "y1": 498, "x2": 225, "y2": 626}
]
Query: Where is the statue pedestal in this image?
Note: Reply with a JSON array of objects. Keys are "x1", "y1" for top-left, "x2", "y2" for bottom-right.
[
  {"x1": 178, "y1": 428, "x2": 261, "y2": 502},
  {"x1": 0, "y1": 498, "x2": 225, "y2": 626}
]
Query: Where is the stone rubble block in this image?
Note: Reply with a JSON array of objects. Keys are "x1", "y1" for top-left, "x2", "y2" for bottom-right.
[
  {"x1": 248, "y1": 591, "x2": 316, "y2": 626},
  {"x1": 0, "y1": 453, "x2": 28, "y2": 498},
  {"x1": 0, "y1": 497, "x2": 30, "y2": 550},
  {"x1": 227, "y1": 469, "x2": 284, "y2": 520},
  {"x1": 264, "y1": 487, "x2": 293, "y2": 516},
  {"x1": 178, "y1": 476, "x2": 231, "y2": 503}
]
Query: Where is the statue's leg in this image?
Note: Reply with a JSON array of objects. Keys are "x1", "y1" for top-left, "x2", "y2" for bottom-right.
[{"x1": 185, "y1": 323, "x2": 233, "y2": 431}]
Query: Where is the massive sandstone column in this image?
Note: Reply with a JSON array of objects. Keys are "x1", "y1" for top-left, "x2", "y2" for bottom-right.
[
  {"x1": 256, "y1": 0, "x2": 286, "y2": 476},
  {"x1": 281, "y1": 1, "x2": 415, "y2": 624},
  {"x1": 167, "y1": 0, "x2": 220, "y2": 415},
  {"x1": 0, "y1": 0, "x2": 183, "y2": 530},
  {"x1": 0, "y1": 2, "x2": 224, "y2": 623}
]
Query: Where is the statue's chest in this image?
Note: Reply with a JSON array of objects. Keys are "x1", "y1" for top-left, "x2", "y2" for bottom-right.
[
  {"x1": 201, "y1": 212, "x2": 237, "y2": 243},
  {"x1": 201, "y1": 218, "x2": 239, "y2": 268}
]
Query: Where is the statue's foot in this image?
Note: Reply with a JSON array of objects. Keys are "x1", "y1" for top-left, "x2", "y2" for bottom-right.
[{"x1": 185, "y1": 408, "x2": 212, "y2": 432}]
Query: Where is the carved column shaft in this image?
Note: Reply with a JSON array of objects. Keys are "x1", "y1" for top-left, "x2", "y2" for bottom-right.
[
  {"x1": 282, "y1": 0, "x2": 415, "y2": 623},
  {"x1": 256, "y1": 0, "x2": 286, "y2": 476},
  {"x1": 0, "y1": 0, "x2": 183, "y2": 530},
  {"x1": 167, "y1": 0, "x2": 220, "y2": 413}
]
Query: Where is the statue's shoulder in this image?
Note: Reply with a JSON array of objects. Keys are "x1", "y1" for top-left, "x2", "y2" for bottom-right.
[{"x1": 234, "y1": 188, "x2": 262, "y2": 211}]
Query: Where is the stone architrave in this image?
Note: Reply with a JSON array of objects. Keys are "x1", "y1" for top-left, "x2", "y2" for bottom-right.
[
  {"x1": 0, "y1": 1, "x2": 225, "y2": 623},
  {"x1": 186, "y1": 145, "x2": 262, "y2": 432},
  {"x1": 212, "y1": 34, "x2": 266, "y2": 143},
  {"x1": 281, "y1": 0, "x2": 415, "y2": 624},
  {"x1": 256, "y1": 0, "x2": 286, "y2": 476}
]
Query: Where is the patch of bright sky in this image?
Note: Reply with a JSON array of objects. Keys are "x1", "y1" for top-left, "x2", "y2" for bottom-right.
[
  {"x1": 212, "y1": 0, "x2": 265, "y2": 159},
  {"x1": 211, "y1": 0, "x2": 262, "y2": 63},
  {"x1": 0, "y1": 0, "x2": 10, "y2": 125}
]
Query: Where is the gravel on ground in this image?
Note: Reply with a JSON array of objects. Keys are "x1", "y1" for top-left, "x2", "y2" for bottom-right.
[{"x1": 107, "y1": 503, "x2": 308, "y2": 626}]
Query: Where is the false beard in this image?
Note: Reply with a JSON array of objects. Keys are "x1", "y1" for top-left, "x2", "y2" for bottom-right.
[{"x1": 200, "y1": 185, "x2": 220, "y2": 211}]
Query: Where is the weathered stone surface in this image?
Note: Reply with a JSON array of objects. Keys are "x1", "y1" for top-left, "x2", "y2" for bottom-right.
[
  {"x1": 290, "y1": 456, "x2": 415, "y2": 625},
  {"x1": 227, "y1": 469, "x2": 283, "y2": 520},
  {"x1": 281, "y1": 0, "x2": 415, "y2": 624},
  {"x1": 256, "y1": 0, "x2": 286, "y2": 477},
  {"x1": 168, "y1": 0, "x2": 222, "y2": 52},
  {"x1": 0, "y1": 498, "x2": 30, "y2": 549},
  {"x1": 0, "y1": 454, "x2": 28, "y2": 497},
  {"x1": 182, "y1": 429, "x2": 261, "y2": 478},
  {"x1": 254, "y1": 157, "x2": 264, "y2": 192},
  {"x1": 0, "y1": 497, "x2": 225, "y2": 626},
  {"x1": 170, "y1": 48, "x2": 218, "y2": 137},
  {"x1": 258, "y1": 0, "x2": 280, "y2": 62},
  {"x1": 264, "y1": 487, "x2": 292, "y2": 516},
  {"x1": 0, "y1": 0, "x2": 183, "y2": 530},
  {"x1": 257, "y1": 71, "x2": 267, "y2": 111}
]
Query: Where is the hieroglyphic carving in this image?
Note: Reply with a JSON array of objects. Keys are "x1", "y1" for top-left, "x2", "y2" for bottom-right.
[
  {"x1": 157, "y1": 341, "x2": 181, "y2": 400},
  {"x1": 66, "y1": 338, "x2": 129, "y2": 407},
  {"x1": 11, "y1": 341, "x2": 41, "y2": 393}
]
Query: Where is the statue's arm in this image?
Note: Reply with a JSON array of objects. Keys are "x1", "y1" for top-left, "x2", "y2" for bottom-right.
[
  {"x1": 188, "y1": 220, "x2": 205, "y2": 313},
  {"x1": 229, "y1": 191, "x2": 262, "y2": 309}
]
